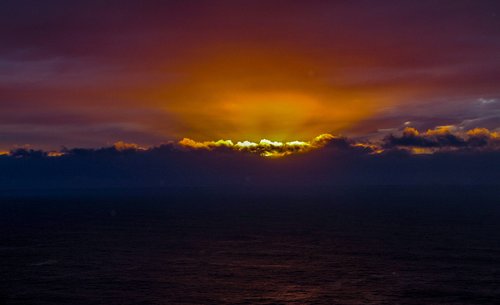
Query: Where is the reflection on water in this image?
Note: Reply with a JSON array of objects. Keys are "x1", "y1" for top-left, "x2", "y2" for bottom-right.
[{"x1": 1, "y1": 186, "x2": 500, "y2": 304}]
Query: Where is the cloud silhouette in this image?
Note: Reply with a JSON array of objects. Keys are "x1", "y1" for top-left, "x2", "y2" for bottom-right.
[{"x1": 0, "y1": 130, "x2": 499, "y2": 191}]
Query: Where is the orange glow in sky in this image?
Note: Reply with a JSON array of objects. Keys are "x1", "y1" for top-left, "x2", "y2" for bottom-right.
[
  {"x1": 140, "y1": 48, "x2": 394, "y2": 141},
  {"x1": 1, "y1": 1, "x2": 498, "y2": 150}
]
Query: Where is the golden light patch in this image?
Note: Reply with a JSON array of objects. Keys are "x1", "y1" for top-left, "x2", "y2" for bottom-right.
[
  {"x1": 202, "y1": 91, "x2": 326, "y2": 140},
  {"x1": 425, "y1": 125, "x2": 456, "y2": 136},
  {"x1": 113, "y1": 141, "x2": 146, "y2": 151},
  {"x1": 409, "y1": 147, "x2": 435, "y2": 155},
  {"x1": 47, "y1": 151, "x2": 65, "y2": 157},
  {"x1": 466, "y1": 128, "x2": 500, "y2": 138}
]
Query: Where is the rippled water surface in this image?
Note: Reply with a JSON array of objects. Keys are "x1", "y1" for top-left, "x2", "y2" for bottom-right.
[{"x1": 1, "y1": 186, "x2": 500, "y2": 304}]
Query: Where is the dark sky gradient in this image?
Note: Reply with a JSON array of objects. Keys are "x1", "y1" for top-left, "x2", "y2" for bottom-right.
[{"x1": 1, "y1": 0, "x2": 500, "y2": 149}]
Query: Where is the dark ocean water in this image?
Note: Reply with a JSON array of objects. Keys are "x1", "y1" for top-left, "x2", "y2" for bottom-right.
[{"x1": 1, "y1": 186, "x2": 500, "y2": 305}]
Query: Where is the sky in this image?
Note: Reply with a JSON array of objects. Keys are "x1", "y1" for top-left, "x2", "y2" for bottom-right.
[{"x1": 1, "y1": 0, "x2": 500, "y2": 150}]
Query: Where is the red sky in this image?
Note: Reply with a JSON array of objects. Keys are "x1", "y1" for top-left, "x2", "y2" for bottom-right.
[{"x1": 1, "y1": 0, "x2": 499, "y2": 149}]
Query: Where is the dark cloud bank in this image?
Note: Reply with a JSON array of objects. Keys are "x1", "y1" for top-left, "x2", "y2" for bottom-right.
[{"x1": 1, "y1": 132, "x2": 499, "y2": 191}]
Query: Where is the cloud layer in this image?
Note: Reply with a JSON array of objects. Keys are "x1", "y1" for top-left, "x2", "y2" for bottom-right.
[
  {"x1": 3, "y1": 127, "x2": 500, "y2": 160},
  {"x1": 1, "y1": 127, "x2": 499, "y2": 190}
]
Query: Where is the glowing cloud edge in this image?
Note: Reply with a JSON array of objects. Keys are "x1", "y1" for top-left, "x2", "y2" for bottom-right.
[{"x1": 178, "y1": 134, "x2": 337, "y2": 157}]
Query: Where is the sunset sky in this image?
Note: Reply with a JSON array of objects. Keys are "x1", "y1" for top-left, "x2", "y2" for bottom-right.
[{"x1": 1, "y1": 0, "x2": 499, "y2": 150}]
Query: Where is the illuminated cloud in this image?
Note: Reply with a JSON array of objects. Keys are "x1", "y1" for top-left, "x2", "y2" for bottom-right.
[
  {"x1": 352, "y1": 143, "x2": 384, "y2": 154},
  {"x1": 113, "y1": 141, "x2": 145, "y2": 151},
  {"x1": 466, "y1": 128, "x2": 500, "y2": 139},
  {"x1": 47, "y1": 151, "x2": 65, "y2": 157},
  {"x1": 384, "y1": 126, "x2": 500, "y2": 153},
  {"x1": 178, "y1": 134, "x2": 339, "y2": 157}
]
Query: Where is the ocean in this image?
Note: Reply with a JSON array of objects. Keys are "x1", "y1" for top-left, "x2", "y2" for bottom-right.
[{"x1": 1, "y1": 186, "x2": 499, "y2": 304}]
